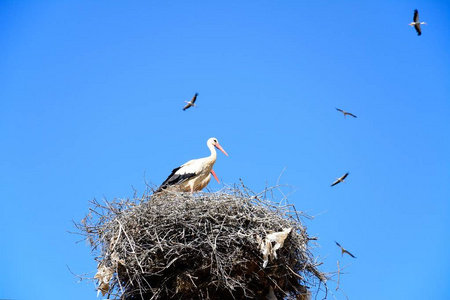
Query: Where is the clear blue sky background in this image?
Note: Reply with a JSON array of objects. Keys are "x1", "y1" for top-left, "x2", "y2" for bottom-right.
[{"x1": 1, "y1": 1, "x2": 449, "y2": 299}]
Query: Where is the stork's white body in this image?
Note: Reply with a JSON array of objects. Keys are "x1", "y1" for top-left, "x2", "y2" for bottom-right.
[
  {"x1": 173, "y1": 155, "x2": 216, "y2": 192},
  {"x1": 156, "y1": 138, "x2": 228, "y2": 193}
]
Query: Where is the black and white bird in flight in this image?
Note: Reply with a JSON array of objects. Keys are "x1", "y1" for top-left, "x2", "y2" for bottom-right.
[
  {"x1": 336, "y1": 108, "x2": 357, "y2": 118},
  {"x1": 331, "y1": 172, "x2": 349, "y2": 187},
  {"x1": 409, "y1": 9, "x2": 427, "y2": 36},
  {"x1": 335, "y1": 241, "x2": 356, "y2": 258},
  {"x1": 183, "y1": 93, "x2": 198, "y2": 111}
]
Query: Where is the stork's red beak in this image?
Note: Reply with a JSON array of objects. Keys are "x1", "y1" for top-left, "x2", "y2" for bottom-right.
[
  {"x1": 211, "y1": 169, "x2": 220, "y2": 184},
  {"x1": 215, "y1": 142, "x2": 228, "y2": 156}
]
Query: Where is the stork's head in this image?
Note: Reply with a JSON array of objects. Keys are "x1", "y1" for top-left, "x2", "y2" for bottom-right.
[
  {"x1": 421, "y1": 22, "x2": 427, "y2": 25},
  {"x1": 207, "y1": 137, "x2": 229, "y2": 156}
]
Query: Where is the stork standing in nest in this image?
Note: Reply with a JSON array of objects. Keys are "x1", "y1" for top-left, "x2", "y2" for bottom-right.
[{"x1": 156, "y1": 137, "x2": 228, "y2": 193}]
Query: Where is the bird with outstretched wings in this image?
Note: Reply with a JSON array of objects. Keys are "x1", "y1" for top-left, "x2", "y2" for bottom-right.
[
  {"x1": 331, "y1": 172, "x2": 349, "y2": 187},
  {"x1": 336, "y1": 108, "x2": 357, "y2": 118},
  {"x1": 409, "y1": 9, "x2": 426, "y2": 36},
  {"x1": 183, "y1": 93, "x2": 198, "y2": 111},
  {"x1": 335, "y1": 241, "x2": 356, "y2": 258}
]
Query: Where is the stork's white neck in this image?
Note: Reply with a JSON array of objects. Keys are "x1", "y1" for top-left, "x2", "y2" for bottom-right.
[{"x1": 207, "y1": 142, "x2": 217, "y2": 162}]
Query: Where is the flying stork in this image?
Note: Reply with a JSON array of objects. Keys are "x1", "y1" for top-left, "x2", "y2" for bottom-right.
[
  {"x1": 331, "y1": 172, "x2": 349, "y2": 187},
  {"x1": 335, "y1": 108, "x2": 357, "y2": 118},
  {"x1": 409, "y1": 9, "x2": 427, "y2": 36},
  {"x1": 183, "y1": 93, "x2": 198, "y2": 111},
  {"x1": 335, "y1": 241, "x2": 356, "y2": 258},
  {"x1": 155, "y1": 137, "x2": 228, "y2": 193}
]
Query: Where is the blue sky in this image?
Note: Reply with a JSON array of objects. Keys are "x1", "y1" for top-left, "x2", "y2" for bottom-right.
[{"x1": 1, "y1": 1, "x2": 449, "y2": 299}]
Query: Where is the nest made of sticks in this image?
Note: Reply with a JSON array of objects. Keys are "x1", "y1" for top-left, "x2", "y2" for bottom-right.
[{"x1": 76, "y1": 186, "x2": 326, "y2": 300}]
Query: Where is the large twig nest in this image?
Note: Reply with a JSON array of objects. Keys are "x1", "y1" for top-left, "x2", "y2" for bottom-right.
[{"x1": 77, "y1": 186, "x2": 326, "y2": 299}]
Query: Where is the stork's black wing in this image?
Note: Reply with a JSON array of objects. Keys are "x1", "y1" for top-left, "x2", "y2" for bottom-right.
[
  {"x1": 341, "y1": 172, "x2": 349, "y2": 180},
  {"x1": 415, "y1": 23, "x2": 422, "y2": 36},
  {"x1": 413, "y1": 9, "x2": 419, "y2": 23},
  {"x1": 344, "y1": 249, "x2": 357, "y2": 258},
  {"x1": 331, "y1": 179, "x2": 340, "y2": 187},
  {"x1": 191, "y1": 93, "x2": 198, "y2": 104},
  {"x1": 155, "y1": 166, "x2": 196, "y2": 192}
]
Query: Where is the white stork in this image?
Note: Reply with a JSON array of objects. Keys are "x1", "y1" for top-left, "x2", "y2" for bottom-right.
[
  {"x1": 331, "y1": 172, "x2": 349, "y2": 187},
  {"x1": 335, "y1": 241, "x2": 356, "y2": 258},
  {"x1": 409, "y1": 9, "x2": 426, "y2": 36},
  {"x1": 155, "y1": 137, "x2": 228, "y2": 193},
  {"x1": 183, "y1": 93, "x2": 198, "y2": 111},
  {"x1": 336, "y1": 108, "x2": 357, "y2": 118}
]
